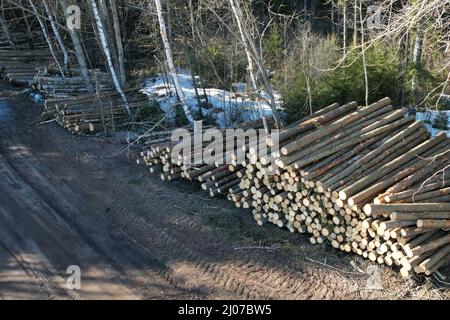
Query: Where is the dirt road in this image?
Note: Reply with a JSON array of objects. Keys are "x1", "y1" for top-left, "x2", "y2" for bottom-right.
[{"x1": 0, "y1": 82, "x2": 447, "y2": 300}]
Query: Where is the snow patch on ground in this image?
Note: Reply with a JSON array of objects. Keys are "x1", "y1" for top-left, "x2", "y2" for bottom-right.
[
  {"x1": 416, "y1": 111, "x2": 450, "y2": 137},
  {"x1": 141, "y1": 72, "x2": 280, "y2": 128},
  {"x1": 141, "y1": 72, "x2": 450, "y2": 138}
]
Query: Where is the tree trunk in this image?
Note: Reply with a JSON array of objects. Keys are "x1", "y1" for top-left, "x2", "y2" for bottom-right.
[
  {"x1": 411, "y1": 25, "x2": 424, "y2": 104},
  {"x1": 353, "y1": 0, "x2": 357, "y2": 46},
  {"x1": 187, "y1": 52, "x2": 203, "y2": 119},
  {"x1": 42, "y1": 0, "x2": 69, "y2": 73},
  {"x1": 0, "y1": 15, "x2": 16, "y2": 49},
  {"x1": 229, "y1": 0, "x2": 279, "y2": 129},
  {"x1": 153, "y1": 0, "x2": 194, "y2": 123},
  {"x1": 28, "y1": 0, "x2": 65, "y2": 78},
  {"x1": 359, "y1": 0, "x2": 369, "y2": 106},
  {"x1": 401, "y1": 32, "x2": 409, "y2": 106},
  {"x1": 331, "y1": 1, "x2": 335, "y2": 34},
  {"x1": 89, "y1": 0, "x2": 130, "y2": 115},
  {"x1": 98, "y1": 0, "x2": 119, "y2": 74},
  {"x1": 18, "y1": 0, "x2": 35, "y2": 48},
  {"x1": 228, "y1": 0, "x2": 268, "y2": 131},
  {"x1": 109, "y1": 0, "x2": 126, "y2": 87},
  {"x1": 342, "y1": 1, "x2": 347, "y2": 58},
  {"x1": 59, "y1": 0, "x2": 94, "y2": 93}
]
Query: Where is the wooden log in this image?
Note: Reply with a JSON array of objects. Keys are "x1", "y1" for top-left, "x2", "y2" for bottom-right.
[
  {"x1": 347, "y1": 154, "x2": 448, "y2": 207},
  {"x1": 267, "y1": 102, "x2": 348, "y2": 146},
  {"x1": 340, "y1": 132, "x2": 447, "y2": 201},
  {"x1": 417, "y1": 219, "x2": 450, "y2": 229},
  {"x1": 280, "y1": 99, "x2": 391, "y2": 155},
  {"x1": 281, "y1": 106, "x2": 399, "y2": 166},
  {"x1": 321, "y1": 121, "x2": 426, "y2": 189},
  {"x1": 285, "y1": 116, "x2": 414, "y2": 170},
  {"x1": 410, "y1": 233, "x2": 450, "y2": 256},
  {"x1": 391, "y1": 212, "x2": 450, "y2": 221},
  {"x1": 383, "y1": 179, "x2": 450, "y2": 203},
  {"x1": 384, "y1": 153, "x2": 450, "y2": 195},
  {"x1": 364, "y1": 203, "x2": 450, "y2": 217},
  {"x1": 425, "y1": 253, "x2": 449, "y2": 275},
  {"x1": 323, "y1": 128, "x2": 428, "y2": 192}
]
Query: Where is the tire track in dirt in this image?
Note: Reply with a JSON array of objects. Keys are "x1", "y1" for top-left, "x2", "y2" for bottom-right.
[
  {"x1": 1, "y1": 83, "x2": 445, "y2": 300},
  {"x1": 16, "y1": 127, "x2": 381, "y2": 299},
  {"x1": 0, "y1": 141, "x2": 204, "y2": 299},
  {"x1": 84, "y1": 182, "x2": 346, "y2": 299}
]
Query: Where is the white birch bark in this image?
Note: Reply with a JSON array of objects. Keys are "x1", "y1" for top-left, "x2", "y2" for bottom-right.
[
  {"x1": 359, "y1": 0, "x2": 369, "y2": 106},
  {"x1": 89, "y1": 0, "x2": 130, "y2": 115},
  {"x1": 154, "y1": 0, "x2": 194, "y2": 124},
  {"x1": 98, "y1": 0, "x2": 119, "y2": 73},
  {"x1": 353, "y1": 0, "x2": 357, "y2": 46},
  {"x1": 59, "y1": 0, "x2": 94, "y2": 93},
  {"x1": 229, "y1": 0, "x2": 279, "y2": 129},
  {"x1": 342, "y1": 1, "x2": 347, "y2": 58},
  {"x1": 28, "y1": 0, "x2": 65, "y2": 78},
  {"x1": 411, "y1": 25, "x2": 424, "y2": 100},
  {"x1": 42, "y1": 0, "x2": 69, "y2": 73},
  {"x1": 110, "y1": 0, "x2": 126, "y2": 87}
]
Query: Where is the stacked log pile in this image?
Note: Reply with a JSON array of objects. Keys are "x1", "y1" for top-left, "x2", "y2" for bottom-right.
[
  {"x1": 0, "y1": 3, "x2": 47, "y2": 50},
  {"x1": 35, "y1": 69, "x2": 113, "y2": 99},
  {"x1": 0, "y1": 29, "x2": 31, "y2": 50},
  {"x1": 0, "y1": 49, "x2": 52, "y2": 85},
  {"x1": 137, "y1": 98, "x2": 449, "y2": 277},
  {"x1": 137, "y1": 118, "x2": 274, "y2": 188},
  {"x1": 0, "y1": 22, "x2": 46, "y2": 50},
  {"x1": 47, "y1": 89, "x2": 148, "y2": 135}
]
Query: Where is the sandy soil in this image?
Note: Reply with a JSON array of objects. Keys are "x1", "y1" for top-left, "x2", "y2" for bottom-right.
[{"x1": 0, "y1": 81, "x2": 448, "y2": 300}]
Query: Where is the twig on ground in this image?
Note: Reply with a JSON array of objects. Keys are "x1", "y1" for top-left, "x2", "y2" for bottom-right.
[
  {"x1": 234, "y1": 245, "x2": 280, "y2": 252},
  {"x1": 185, "y1": 193, "x2": 212, "y2": 202},
  {"x1": 85, "y1": 114, "x2": 167, "y2": 159},
  {"x1": 301, "y1": 248, "x2": 362, "y2": 275},
  {"x1": 36, "y1": 118, "x2": 56, "y2": 126},
  {"x1": 174, "y1": 205, "x2": 198, "y2": 215}
]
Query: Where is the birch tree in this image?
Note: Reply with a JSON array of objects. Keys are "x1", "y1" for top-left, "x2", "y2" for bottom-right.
[
  {"x1": 59, "y1": 0, "x2": 94, "y2": 93},
  {"x1": 228, "y1": 0, "x2": 267, "y2": 130},
  {"x1": 89, "y1": 0, "x2": 130, "y2": 115},
  {"x1": 358, "y1": 0, "x2": 368, "y2": 106},
  {"x1": 229, "y1": 0, "x2": 280, "y2": 128},
  {"x1": 411, "y1": 25, "x2": 424, "y2": 103},
  {"x1": 340, "y1": 0, "x2": 347, "y2": 58},
  {"x1": 110, "y1": 0, "x2": 126, "y2": 87},
  {"x1": 98, "y1": 0, "x2": 119, "y2": 75},
  {"x1": 28, "y1": 0, "x2": 65, "y2": 77},
  {"x1": 42, "y1": 0, "x2": 69, "y2": 73},
  {"x1": 153, "y1": 0, "x2": 194, "y2": 124}
]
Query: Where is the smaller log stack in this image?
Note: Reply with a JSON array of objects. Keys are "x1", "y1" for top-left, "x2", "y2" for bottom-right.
[
  {"x1": 137, "y1": 98, "x2": 449, "y2": 277},
  {"x1": 137, "y1": 118, "x2": 274, "y2": 189},
  {"x1": 35, "y1": 68, "x2": 113, "y2": 99},
  {"x1": 0, "y1": 49, "x2": 52, "y2": 85},
  {"x1": 48, "y1": 89, "x2": 149, "y2": 135},
  {"x1": 1, "y1": 2, "x2": 47, "y2": 50},
  {"x1": 0, "y1": 29, "x2": 28, "y2": 49}
]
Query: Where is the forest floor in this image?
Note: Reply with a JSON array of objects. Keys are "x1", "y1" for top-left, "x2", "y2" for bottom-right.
[{"x1": 0, "y1": 81, "x2": 448, "y2": 300}]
